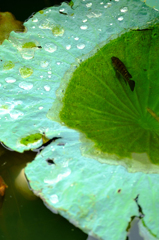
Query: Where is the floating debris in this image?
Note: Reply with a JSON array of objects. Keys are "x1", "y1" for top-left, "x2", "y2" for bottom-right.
[{"x1": 0, "y1": 176, "x2": 8, "y2": 197}]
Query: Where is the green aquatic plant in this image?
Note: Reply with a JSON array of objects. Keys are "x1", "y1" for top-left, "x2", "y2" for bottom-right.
[
  {"x1": 0, "y1": 0, "x2": 159, "y2": 239},
  {"x1": 57, "y1": 24, "x2": 159, "y2": 170}
]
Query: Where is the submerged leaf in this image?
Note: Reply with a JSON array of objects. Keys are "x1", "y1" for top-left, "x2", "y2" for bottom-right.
[
  {"x1": 57, "y1": 24, "x2": 159, "y2": 172},
  {"x1": 0, "y1": 12, "x2": 24, "y2": 45}
]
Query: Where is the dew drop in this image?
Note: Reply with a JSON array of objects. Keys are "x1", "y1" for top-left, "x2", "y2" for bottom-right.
[
  {"x1": 10, "y1": 111, "x2": 23, "y2": 119},
  {"x1": 104, "y1": 3, "x2": 112, "y2": 8},
  {"x1": 48, "y1": 71, "x2": 52, "y2": 74},
  {"x1": 118, "y1": 16, "x2": 124, "y2": 21},
  {"x1": 44, "y1": 43, "x2": 57, "y2": 53},
  {"x1": 40, "y1": 61, "x2": 49, "y2": 68},
  {"x1": 120, "y1": 7, "x2": 128, "y2": 13},
  {"x1": 39, "y1": 20, "x2": 50, "y2": 29},
  {"x1": 77, "y1": 44, "x2": 85, "y2": 49},
  {"x1": 19, "y1": 82, "x2": 33, "y2": 90},
  {"x1": 32, "y1": 18, "x2": 38, "y2": 22},
  {"x1": 87, "y1": 12, "x2": 102, "y2": 18},
  {"x1": 39, "y1": 106, "x2": 43, "y2": 110},
  {"x1": 86, "y1": 3, "x2": 92, "y2": 7},
  {"x1": 66, "y1": 45, "x2": 71, "y2": 50},
  {"x1": 50, "y1": 194, "x2": 59, "y2": 204},
  {"x1": 5, "y1": 77, "x2": 16, "y2": 83},
  {"x1": 82, "y1": 19, "x2": 87, "y2": 22},
  {"x1": 59, "y1": 8, "x2": 65, "y2": 12},
  {"x1": 21, "y1": 49, "x2": 35, "y2": 60},
  {"x1": 74, "y1": 37, "x2": 79, "y2": 40},
  {"x1": 44, "y1": 85, "x2": 51, "y2": 91},
  {"x1": 80, "y1": 25, "x2": 88, "y2": 30}
]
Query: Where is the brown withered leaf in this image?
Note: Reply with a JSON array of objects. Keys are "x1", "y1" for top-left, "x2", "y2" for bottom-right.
[{"x1": 0, "y1": 12, "x2": 24, "y2": 45}]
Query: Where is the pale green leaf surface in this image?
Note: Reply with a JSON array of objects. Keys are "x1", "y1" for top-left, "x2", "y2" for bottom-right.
[{"x1": 25, "y1": 139, "x2": 159, "y2": 239}]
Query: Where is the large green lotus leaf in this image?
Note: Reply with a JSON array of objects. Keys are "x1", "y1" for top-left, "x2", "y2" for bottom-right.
[{"x1": 23, "y1": 1, "x2": 159, "y2": 240}]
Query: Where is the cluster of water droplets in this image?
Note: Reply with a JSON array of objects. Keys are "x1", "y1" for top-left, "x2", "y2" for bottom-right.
[
  {"x1": 0, "y1": 0, "x2": 156, "y2": 151},
  {"x1": 0, "y1": 99, "x2": 23, "y2": 120},
  {"x1": 0, "y1": 0, "x2": 151, "y2": 111},
  {"x1": 21, "y1": 0, "x2": 130, "y2": 64}
]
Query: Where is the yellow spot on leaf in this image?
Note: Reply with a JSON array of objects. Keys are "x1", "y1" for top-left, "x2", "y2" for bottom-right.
[
  {"x1": 147, "y1": 108, "x2": 159, "y2": 122},
  {"x1": 22, "y1": 42, "x2": 37, "y2": 48},
  {"x1": 20, "y1": 133, "x2": 42, "y2": 146},
  {"x1": 39, "y1": 10, "x2": 44, "y2": 14},
  {"x1": 52, "y1": 25, "x2": 64, "y2": 36},
  {"x1": 19, "y1": 66, "x2": 33, "y2": 78},
  {"x1": 3, "y1": 61, "x2": 15, "y2": 70}
]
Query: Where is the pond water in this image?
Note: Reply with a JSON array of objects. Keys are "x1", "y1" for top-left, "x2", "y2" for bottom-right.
[{"x1": 0, "y1": 145, "x2": 87, "y2": 240}]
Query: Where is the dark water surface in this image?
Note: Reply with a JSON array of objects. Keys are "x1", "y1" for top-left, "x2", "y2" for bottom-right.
[
  {"x1": 0, "y1": 146, "x2": 87, "y2": 240},
  {"x1": 0, "y1": 0, "x2": 64, "y2": 22}
]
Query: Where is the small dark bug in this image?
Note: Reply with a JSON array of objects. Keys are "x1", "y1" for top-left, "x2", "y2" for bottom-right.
[{"x1": 111, "y1": 56, "x2": 135, "y2": 91}]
